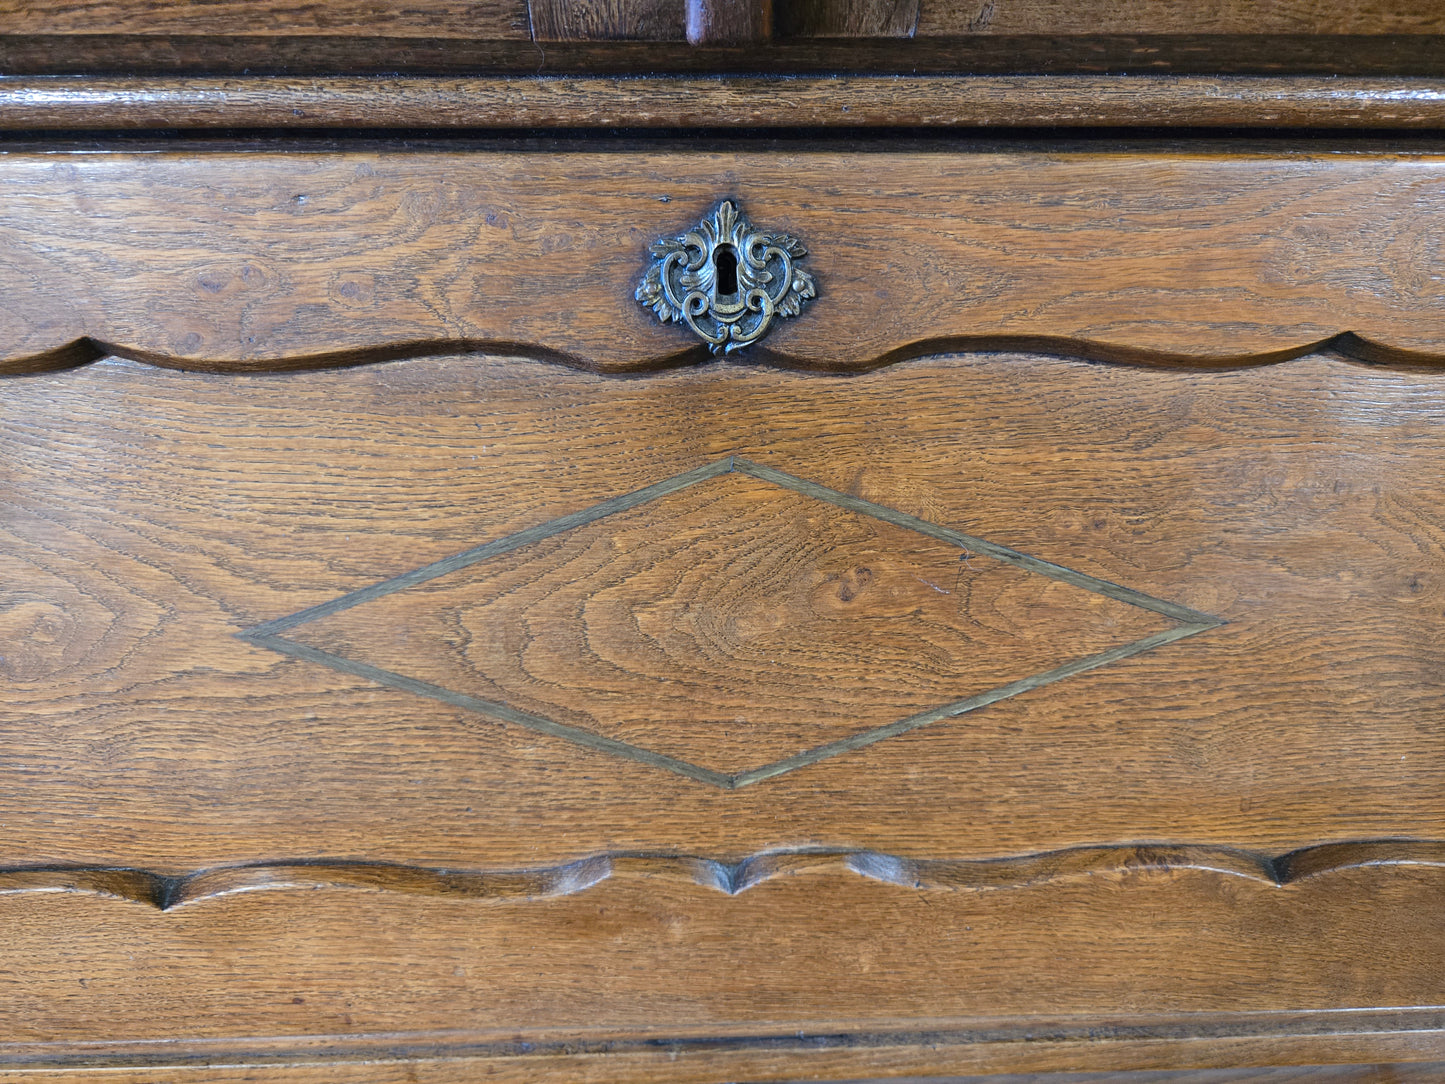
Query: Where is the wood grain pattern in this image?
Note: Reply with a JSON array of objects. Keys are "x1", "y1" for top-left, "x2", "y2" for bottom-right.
[
  {"x1": 2, "y1": 147, "x2": 1445, "y2": 376},
  {"x1": 2, "y1": 1015, "x2": 1444, "y2": 1079},
  {"x1": 686, "y1": 0, "x2": 772, "y2": 45},
  {"x1": 1, "y1": 866, "x2": 1444, "y2": 1058},
  {"x1": 7, "y1": 76, "x2": 1445, "y2": 130},
  {"x1": 276, "y1": 462, "x2": 1191, "y2": 784},
  {"x1": 4, "y1": 351, "x2": 1445, "y2": 873},
  {"x1": 0, "y1": 841, "x2": 1442, "y2": 910},
  {"x1": 776, "y1": 0, "x2": 920, "y2": 38},
  {"x1": 7, "y1": 0, "x2": 1435, "y2": 39},
  {"x1": 4, "y1": 34, "x2": 1445, "y2": 76},
  {"x1": 7, "y1": 1062, "x2": 1443, "y2": 1083},
  {"x1": 6, "y1": 255, "x2": 1445, "y2": 1074},
  {"x1": 0, "y1": 0, "x2": 532, "y2": 38},
  {"x1": 528, "y1": 0, "x2": 684, "y2": 41},
  {"x1": 913, "y1": 0, "x2": 1445, "y2": 37},
  {"x1": 809, "y1": 1069, "x2": 1445, "y2": 1084}
]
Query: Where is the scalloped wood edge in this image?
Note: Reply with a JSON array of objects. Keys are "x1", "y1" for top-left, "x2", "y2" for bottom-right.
[
  {"x1": 2, "y1": 841, "x2": 1439, "y2": 911},
  {"x1": 2, "y1": 149, "x2": 1442, "y2": 376},
  {"x1": 0, "y1": 330, "x2": 1440, "y2": 379}
]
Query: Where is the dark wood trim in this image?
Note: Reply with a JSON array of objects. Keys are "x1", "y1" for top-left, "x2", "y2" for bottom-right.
[
  {"x1": 685, "y1": 0, "x2": 773, "y2": 46},
  {"x1": 4, "y1": 35, "x2": 1445, "y2": 77},
  {"x1": 2, "y1": 75, "x2": 1445, "y2": 130},
  {"x1": 2, "y1": 1008, "x2": 1443, "y2": 1074}
]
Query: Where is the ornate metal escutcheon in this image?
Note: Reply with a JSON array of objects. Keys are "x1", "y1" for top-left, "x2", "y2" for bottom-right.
[{"x1": 636, "y1": 199, "x2": 816, "y2": 353}]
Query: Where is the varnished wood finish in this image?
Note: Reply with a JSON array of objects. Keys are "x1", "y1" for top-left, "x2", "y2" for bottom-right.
[
  {"x1": 8, "y1": 0, "x2": 1434, "y2": 39},
  {"x1": 912, "y1": 0, "x2": 1445, "y2": 37},
  {"x1": 0, "y1": 0, "x2": 532, "y2": 37},
  {"x1": 7, "y1": 1064, "x2": 1443, "y2": 1084},
  {"x1": 4, "y1": 346, "x2": 1445, "y2": 1079},
  {"x1": 1, "y1": 146, "x2": 1444, "y2": 375},
  {"x1": 1, "y1": 24, "x2": 1444, "y2": 1063},
  {"x1": 686, "y1": 0, "x2": 772, "y2": 46},
  {"x1": 1, "y1": 842, "x2": 1442, "y2": 911},
  {"x1": 527, "y1": 0, "x2": 684, "y2": 42},
  {"x1": 932, "y1": 1072, "x2": 1445, "y2": 1084},
  {"x1": 267, "y1": 457, "x2": 1199, "y2": 787},
  {"x1": 9, "y1": 351, "x2": 1445, "y2": 868},
  {"x1": 776, "y1": 0, "x2": 920, "y2": 38},
  {"x1": 6, "y1": 35, "x2": 1445, "y2": 77},
  {"x1": 0, "y1": 1017, "x2": 1443, "y2": 1080},
  {"x1": 0, "y1": 1020, "x2": 1443, "y2": 1079},
  {"x1": 2, "y1": 0, "x2": 1444, "y2": 76},
  {"x1": 5, "y1": 76, "x2": 1445, "y2": 130}
]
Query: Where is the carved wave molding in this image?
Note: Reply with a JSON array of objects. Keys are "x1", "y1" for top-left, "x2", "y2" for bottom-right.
[
  {"x1": 1, "y1": 841, "x2": 1441, "y2": 911},
  {"x1": 0, "y1": 330, "x2": 1441, "y2": 379}
]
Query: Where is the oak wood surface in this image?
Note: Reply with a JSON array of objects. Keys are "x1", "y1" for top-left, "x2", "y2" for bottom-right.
[
  {"x1": 292, "y1": 468, "x2": 1176, "y2": 779},
  {"x1": 5, "y1": 0, "x2": 1445, "y2": 76},
  {"x1": 528, "y1": 0, "x2": 920, "y2": 42},
  {"x1": 5, "y1": 35, "x2": 1445, "y2": 76},
  {"x1": 6, "y1": 1068, "x2": 1438, "y2": 1084},
  {"x1": 777, "y1": 0, "x2": 921, "y2": 38},
  {"x1": 914, "y1": 0, "x2": 1445, "y2": 37},
  {"x1": 0, "y1": 868, "x2": 1444, "y2": 1064},
  {"x1": 5, "y1": 0, "x2": 1439, "y2": 39},
  {"x1": 2, "y1": 352, "x2": 1445, "y2": 872},
  {"x1": 6, "y1": 1065, "x2": 1442, "y2": 1084},
  {"x1": 2, "y1": 1028, "x2": 1445, "y2": 1080},
  {"x1": 4, "y1": 137, "x2": 1445, "y2": 1078},
  {"x1": 5, "y1": 349, "x2": 1445, "y2": 1067},
  {"x1": 0, "y1": 0, "x2": 534, "y2": 38},
  {"x1": 852, "y1": 1071, "x2": 1445, "y2": 1084},
  {"x1": 6, "y1": 76, "x2": 1445, "y2": 130},
  {"x1": 5, "y1": 350, "x2": 1445, "y2": 869},
  {"x1": 527, "y1": 0, "x2": 685, "y2": 41},
  {"x1": 686, "y1": 0, "x2": 773, "y2": 45},
  {"x1": 1, "y1": 146, "x2": 1445, "y2": 375}
]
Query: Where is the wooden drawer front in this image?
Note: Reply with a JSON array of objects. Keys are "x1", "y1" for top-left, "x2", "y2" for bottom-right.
[
  {"x1": 2, "y1": 146, "x2": 1445, "y2": 1080},
  {"x1": 2, "y1": 146, "x2": 1444, "y2": 376}
]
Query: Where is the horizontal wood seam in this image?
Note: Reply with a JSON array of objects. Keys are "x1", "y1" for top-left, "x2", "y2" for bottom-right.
[{"x1": 4, "y1": 1008, "x2": 1445, "y2": 1071}]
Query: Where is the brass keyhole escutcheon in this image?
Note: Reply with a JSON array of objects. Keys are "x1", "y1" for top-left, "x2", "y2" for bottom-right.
[{"x1": 636, "y1": 199, "x2": 817, "y2": 354}]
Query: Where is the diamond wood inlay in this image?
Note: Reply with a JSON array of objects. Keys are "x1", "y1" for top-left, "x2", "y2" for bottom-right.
[{"x1": 240, "y1": 457, "x2": 1221, "y2": 788}]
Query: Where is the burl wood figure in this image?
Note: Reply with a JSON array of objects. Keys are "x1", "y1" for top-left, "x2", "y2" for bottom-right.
[{"x1": 2, "y1": 0, "x2": 1445, "y2": 1077}]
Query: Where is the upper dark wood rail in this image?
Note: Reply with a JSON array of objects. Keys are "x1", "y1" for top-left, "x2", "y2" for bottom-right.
[{"x1": 4, "y1": 76, "x2": 1445, "y2": 131}]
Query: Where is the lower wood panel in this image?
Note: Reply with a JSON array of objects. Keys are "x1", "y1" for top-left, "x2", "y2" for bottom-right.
[{"x1": 3, "y1": 350, "x2": 1445, "y2": 1074}]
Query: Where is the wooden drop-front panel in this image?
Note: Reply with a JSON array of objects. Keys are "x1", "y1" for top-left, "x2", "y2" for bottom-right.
[{"x1": 2, "y1": 145, "x2": 1445, "y2": 1080}]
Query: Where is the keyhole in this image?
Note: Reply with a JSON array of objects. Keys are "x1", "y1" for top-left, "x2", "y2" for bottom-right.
[{"x1": 713, "y1": 244, "x2": 739, "y2": 295}]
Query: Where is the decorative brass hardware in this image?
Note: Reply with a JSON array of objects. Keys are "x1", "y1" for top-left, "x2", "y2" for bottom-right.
[{"x1": 636, "y1": 200, "x2": 816, "y2": 354}]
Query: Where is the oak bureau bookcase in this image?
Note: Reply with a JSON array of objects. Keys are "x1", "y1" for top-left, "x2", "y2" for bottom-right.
[{"x1": 3, "y1": 1, "x2": 1445, "y2": 1081}]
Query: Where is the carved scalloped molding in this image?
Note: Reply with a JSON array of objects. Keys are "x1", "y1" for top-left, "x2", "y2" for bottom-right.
[
  {"x1": 1, "y1": 841, "x2": 1439, "y2": 911},
  {"x1": 0, "y1": 330, "x2": 1438, "y2": 379}
]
